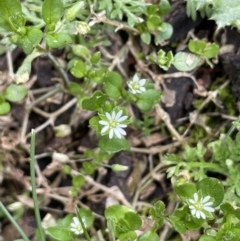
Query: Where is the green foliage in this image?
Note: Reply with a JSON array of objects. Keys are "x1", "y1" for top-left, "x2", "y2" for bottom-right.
[
  {"x1": 1, "y1": 0, "x2": 240, "y2": 240},
  {"x1": 105, "y1": 204, "x2": 142, "y2": 240},
  {"x1": 186, "y1": 0, "x2": 240, "y2": 29},
  {"x1": 0, "y1": 84, "x2": 27, "y2": 115},
  {"x1": 4, "y1": 84, "x2": 27, "y2": 102},
  {"x1": 98, "y1": 0, "x2": 149, "y2": 27},
  {"x1": 188, "y1": 39, "x2": 219, "y2": 67}
]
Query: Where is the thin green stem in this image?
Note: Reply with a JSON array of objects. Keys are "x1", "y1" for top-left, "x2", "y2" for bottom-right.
[
  {"x1": 30, "y1": 129, "x2": 46, "y2": 241},
  {"x1": 0, "y1": 202, "x2": 31, "y2": 241},
  {"x1": 76, "y1": 209, "x2": 92, "y2": 241}
]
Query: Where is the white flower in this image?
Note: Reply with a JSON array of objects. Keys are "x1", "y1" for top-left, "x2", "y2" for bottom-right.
[
  {"x1": 70, "y1": 217, "x2": 84, "y2": 235},
  {"x1": 128, "y1": 74, "x2": 146, "y2": 94},
  {"x1": 99, "y1": 110, "x2": 128, "y2": 139},
  {"x1": 188, "y1": 192, "x2": 215, "y2": 219}
]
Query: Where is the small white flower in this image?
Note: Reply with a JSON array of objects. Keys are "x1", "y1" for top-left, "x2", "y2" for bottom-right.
[
  {"x1": 99, "y1": 110, "x2": 128, "y2": 139},
  {"x1": 128, "y1": 74, "x2": 146, "y2": 94},
  {"x1": 188, "y1": 192, "x2": 215, "y2": 219},
  {"x1": 70, "y1": 217, "x2": 84, "y2": 235}
]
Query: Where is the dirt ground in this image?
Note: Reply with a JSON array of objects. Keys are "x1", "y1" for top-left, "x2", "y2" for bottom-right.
[{"x1": 1, "y1": 0, "x2": 240, "y2": 240}]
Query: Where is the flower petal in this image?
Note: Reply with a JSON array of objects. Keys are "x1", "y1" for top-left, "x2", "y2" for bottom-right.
[
  {"x1": 133, "y1": 74, "x2": 139, "y2": 82},
  {"x1": 115, "y1": 110, "x2": 123, "y2": 120},
  {"x1": 139, "y1": 87, "x2": 146, "y2": 92},
  {"x1": 101, "y1": 125, "x2": 109, "y2": 134},
  {"x1": 109, "y1": 129, "x2": 114, "y2": 139},
  {"x1": 117, "y1": 115, "x2": 128, "y2": 122},
  {"x1": 73, "y1": 217, "x2": 80, "y2": 225},
  {"x1": 139, "y1": 79, "x2": 146, "y2": 86},
  {"x1": 193, "y1": 193, "x2": 198, "y2": 202},
  {"x1": 196, "y1": 210, "x2": 201, "y2": 219},
  {"x1": 106, "y1": 112, "x2": 112, "y2": 120},
  {"x1": 199, "y1": 211, "x2": 206, "y2": 219},
  {"x1": 204, "y1": 206, "x2": 215, "y2": 212},
  {"x1": 114, "y1": 128, "x2": 121, "y2": 138},
  {"x1": 189, "y1": 199, "x2": 195, "y2": 204},
  {"x1": 202, "y1": 196, "x2": 211, "y2": 203},
  {"x1": 191, "y1": 208, "x2": 196, "y2": 215},
  {"x1": 99, "y1": 120, "x2": 109, "y2": 126},
  {"x1": 118, "y1": 124, "x2": 127, "y2": 128},
  {"x1": 204, "y1": 201, "x2": 213, "y2": 206},
  {"x1": 111, "y1": 111, "x2": 116, "y2": 119},
  {"x1": 116, "y1": 127, "x2": 126, "y2": 135}
]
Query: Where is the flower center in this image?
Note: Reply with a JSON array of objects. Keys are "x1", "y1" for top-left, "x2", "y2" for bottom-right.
[
  {"x1": 109, "y1": 120, "x2": 118, "y2": 128},
  {"x1": 195, "y1": 202, "x2": 203, "y2": 210},
  {"x1": 77, "y1": 225, "x2": 82, "y2": 231},
  {"x1": 132, "y1": 83, "x2": 140, "y2": 90}
]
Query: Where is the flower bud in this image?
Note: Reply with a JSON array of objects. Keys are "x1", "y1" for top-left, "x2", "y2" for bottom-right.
[
  {"x1": 75, "y1": 21, "x2": 90, "y2": 35},
  {"x1": 111, "y1": 164, "x2": 129, "y2": 172},
  {"x1": 54, "y1": 124, "x2": 71, "y2": 137},
  {"x1": 52, "y1": 152, "x2": 69, "y2": 163},
  {"x1": 65, "y1": 1, "x2": 85, "y2": 21},
  {"x1": 7, "y1": 201, "x2": 23, "y2": 211}
]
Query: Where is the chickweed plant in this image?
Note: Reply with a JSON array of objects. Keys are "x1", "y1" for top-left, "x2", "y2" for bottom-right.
[{"x1": 0, "y1": 0, "x2": 240, "y2": 241}]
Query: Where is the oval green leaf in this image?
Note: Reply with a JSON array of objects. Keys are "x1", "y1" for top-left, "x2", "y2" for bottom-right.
[
  {"x1": 172, "y1": 52, "x2": 202, "y2": 72},
  {"x1": 4, "y1": 84, "x2": 27, "y2": 102},
  {"x1": 99, "y1": 135, "x2": 130, "y2": 153},
  {"x1": 197, "y1": 177, "x2": 224, "y2": 206},
  {"x1": 0, "y1": 102, "x2": 11, "y2": 115}
]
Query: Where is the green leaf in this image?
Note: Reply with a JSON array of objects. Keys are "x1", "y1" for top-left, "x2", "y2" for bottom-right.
[
  {"x1": 105, "y1": 205, "x2": 138, "y2": 224},
  {"x1": 170, "y1": 206, "x2": 204, "y2": 233},
  {"x1": 10, "y1": 27, "x2": 43, "y2": 54},
  {"x1": 0, "y1": 0, "x2": 23, "y2": 32},
  {"x1": 46, "y1": 227, "x2": 72, "y2": 241},
  {"x1": 169, "y1": 213, "x2": 187, "y2": 234},
  {"x1": 89, "y1": 116, "x2": 101, "y2": 133},
  {"x1": 15, "y1": 49, "x2": 42, "y2": 84},
  {"x1": 172, "y1": 52, "x2": 202, "y2": 72},
  {"x1": 77, "y1": 208, "x2": 94, "y2": 229},
  {"x1": 71, "y1": 45, "x2": 91, "y2": 59},
  {"x1": 83, "y1": 162, "x2": 98, "y2": 175},
  {"x1": 147, "y1": 15, "x2": 161, "y2": 31},
  {"x1": 124, "y1": 212, "x2": 142, "y2": 230},
  {"x1": 188, "y1": 39, "x2": 207, "y2": 55},
  {"x1": 0, "y1": 102, "x2": 11, "y2": 115},
  {"x1": 174, "y1": 182, "x2": 197, "y2": 200},
  {"x1": 82, "y1": 90, "x2": 107, "y2": 111},
  {"x1": 118, "y1": 231, "x2": 137, "y2": 241},
  {"x1": 4, "y1": 84, "x2": 27, "y2": 102},
  {"x1": 42, "y1": 0, "x2": 64, "y2": 31},
  {"x1": 159, "y1": 0, "x2": 171, "y2": 15},
  {"x1": 155, "y1": 22, "x2": 173, "y2": 44},
  {"x1": 139, "y1": 231, "x2": 159, "y2": 241},
  {"x1": 70, "y1": 60, "x2": 86, "y2": 78},
  {"x1": 68, "y1": 82, "x2": 82, "y2": 95},
  {"x1": 99, "y1": 136, "x2": 130, "y2": 153},
  {"x1": 136, "y1": 89, "x2": 161, "y2": 111},
  {"x1": 198, "y1": 234, "x2": 216, "y2": 241},
  {"x1": 197, "y1": 177, "x2": 224, "y2": 206},
  {"x1": 91, "y1": 51, "x2": 101, "y2": 64},
  {"x1": 188, "y1": 40, "x2": 219, "y2": 59},
  {"x1": 141, "y1": 32, "x2": 151, "y2": 45},
  {"x1": 46, "y1": 33, "x2": 72, "y2": 48},
  {"x1": 72, "y1": 175, "x2": 85, "y2": 189},
  {"x1": 65, "y1": 1, "x2": 85, "y2": 21},
  {"x1": 23, "y1": 27, "x2": 43, "y2": 54},
  {"x1": 211, "y1": 0, "x2": 240, "y2": 29},
  {"x1": 103, "y1": 71, "x2": 123, "y2": 99},
  {"x1": 203, "y1": 43, "x2": 219, "y2": 58},
  {"x1": 156, "y1": 50, "x2": 174, "y2": 70}
]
